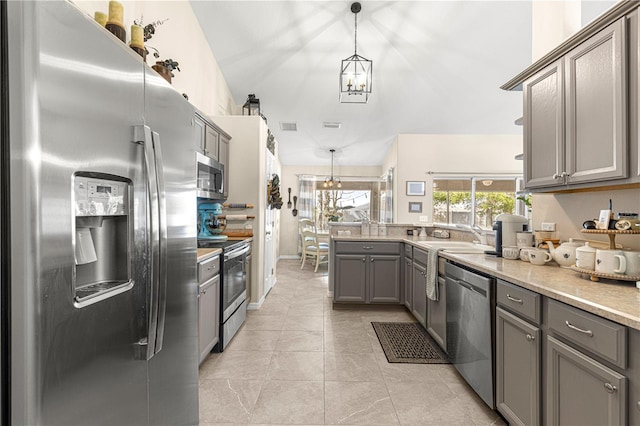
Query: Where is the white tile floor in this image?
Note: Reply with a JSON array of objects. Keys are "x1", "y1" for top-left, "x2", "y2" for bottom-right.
[{"x1": 198, "y1": 259, "x2": 506, "y2": 425}]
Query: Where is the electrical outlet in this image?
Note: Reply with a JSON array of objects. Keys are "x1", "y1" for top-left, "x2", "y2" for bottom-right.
[
  {"x1": 541, "y1": 222, "x2": 556, "y2": 231},
  {"x1": 419, "y1": 215, "x2": 429, "y2": 222}
]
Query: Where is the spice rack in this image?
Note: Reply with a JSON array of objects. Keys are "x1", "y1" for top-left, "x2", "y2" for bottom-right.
[{"x1": 569, "y1": 229, "x2": 640, "y2": 286}]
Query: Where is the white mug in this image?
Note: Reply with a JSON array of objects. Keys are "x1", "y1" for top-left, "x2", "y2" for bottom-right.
[
  {"x1": 502, "y1": 246, "x2": 519, "y2": 260},
  {"x1": 622, "y1": 251, "x2": 640, "y2": 276},
  {"x1": 528, "y1": 249, "x2": 552, "y2": 265},
  {"x1": 595, "y1": 249, "x2": 627, "y2": 275},
  {"x1": 519, "y1": 248, "x2": 530, "y2": 262},
  {"x1": 516, "y1": 232, "x2": 534, "y2": 248}
]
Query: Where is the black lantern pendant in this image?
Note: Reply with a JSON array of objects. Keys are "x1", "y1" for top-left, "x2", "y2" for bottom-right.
[{"x1": 242, "y1": 94, "x2": 261, "y2": 117}]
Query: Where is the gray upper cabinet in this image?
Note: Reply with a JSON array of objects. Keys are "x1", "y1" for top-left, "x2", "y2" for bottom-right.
[
  {"x1": 195, "y1": 112, "x2": 232, "y2": 198},
  {"x1": 547, "y1": 335, "x2": 627, "y2": 426},
  {"x1": 205, "y1": 125, "x2": 220, "y2": 161},
  {"x1": 194, "y1": 114, "x2": 206, "y2": 154},
  {"x1": 523, "y1": 18, "x2": 628, "y2": 190},
  {"x1": 565, "y1": 18, "x2": 627, "y2": 185}
]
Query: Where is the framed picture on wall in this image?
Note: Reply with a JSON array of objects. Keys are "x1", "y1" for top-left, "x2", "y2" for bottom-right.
[
  {"x1": 408, "y1": 202, "x2": 423, "y2": 213},
  {"x1": 406, "y1": 181, "x2": 425, "y2": 196}
]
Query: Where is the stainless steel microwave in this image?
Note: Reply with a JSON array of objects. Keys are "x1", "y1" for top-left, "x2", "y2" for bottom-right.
[{"x1": 196, "y1": 152, "x2": 224, "y2": 199}]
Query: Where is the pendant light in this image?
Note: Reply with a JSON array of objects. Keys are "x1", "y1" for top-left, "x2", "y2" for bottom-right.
[
  {"x1": 339, "y1": 2, "x2": 372, "y2": 104},
  {"x1": 324, "y1": 149, "x2": 342, "y2": 188}
]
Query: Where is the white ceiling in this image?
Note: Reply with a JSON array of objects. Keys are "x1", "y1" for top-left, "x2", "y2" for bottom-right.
[{"x1": 190, "y1": 1, "x2": 612, "y2": 167}]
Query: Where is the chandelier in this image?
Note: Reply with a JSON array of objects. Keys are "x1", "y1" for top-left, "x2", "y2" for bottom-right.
[
  {"x1": 339, "y1": 2, "x2": 372, "y2": 104},
  {"x1": 324, "y1": 149, "x2": 342, "y2": 188}
]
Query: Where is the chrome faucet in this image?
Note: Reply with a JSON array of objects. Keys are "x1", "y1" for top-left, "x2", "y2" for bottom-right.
[{"x1": 456, "y1": 224, "x2": 488, "y2": 245}]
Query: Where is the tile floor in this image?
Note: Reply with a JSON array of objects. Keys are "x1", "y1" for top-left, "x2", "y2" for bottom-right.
[{"x1": 199, "y1": 259, "x2": 506, "y2": 425}]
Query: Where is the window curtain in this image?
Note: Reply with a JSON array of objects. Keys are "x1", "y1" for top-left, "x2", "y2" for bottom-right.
[{"x1": 297, "y1": 175, "x2": 316, "y2": 255}]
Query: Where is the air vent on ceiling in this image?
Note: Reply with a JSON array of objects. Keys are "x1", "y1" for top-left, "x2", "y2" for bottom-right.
[
  {"x1": 322, "y1": 122, "x2": 342, "y2": 129},
  {"x1": 280, "y1": 122, "x2": 297, "y2": 131}
]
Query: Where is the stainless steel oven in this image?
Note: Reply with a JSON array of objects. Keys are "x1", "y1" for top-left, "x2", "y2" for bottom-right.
[{"x1": 198, "y1": 238, "x2": 250, "y2": 351}]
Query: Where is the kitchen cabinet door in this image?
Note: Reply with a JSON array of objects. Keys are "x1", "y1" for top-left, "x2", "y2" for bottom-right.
[
  {"x1": 547, "y1": 335, "x2": 627, "y2": 426},
  {"x1": 195, "y1": 114, "x2": 206, "y2": 154},
  {"x1": 523, "y1": 60, "x2": 565, "y2": 189},
  {"x1": 334, "y1": 254, "x2": 367, "y2": 302},
  {"x1": 411, "y1": 261, "x2": 427, "y2": 327},
  {"x1": 369, "y1": 255, "x2": 400, "y2": 303},
  {"x1": 219, "y1": 133, "x2": 230, "y2": 198},
  {"x1": 403, "y1": 257, "x2": 413, "y2": 310},
  {"x1": 496, "y1": 307, "x2": 540, "y2": 426},
  {"x1": 205, "y1": 125, "x2": 219, "y2": 161},
  {"x1": 426, "y1": 276, "x2": 447, "y2": 350},
  {"x1": 198, "y1": 275, "x2": 220, "y2": 364},
  {"x1": 565, "y1": 18, "x2": 627, "y2": 184}
]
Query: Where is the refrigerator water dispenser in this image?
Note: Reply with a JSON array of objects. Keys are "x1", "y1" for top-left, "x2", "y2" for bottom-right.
[{"x1": 73, "y1": 173, "x2": 133, "y2": 307}]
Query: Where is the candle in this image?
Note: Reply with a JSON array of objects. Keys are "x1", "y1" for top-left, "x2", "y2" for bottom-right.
[
  {"x1": 94, "y1": 11, "x2": 107, "y2": 27},
  {"x1": 130, "y1": 24, "x2": 144, "y2": 49},
  {"x1": 107, "y1": 1, "x2": 124, "y2": 27}
]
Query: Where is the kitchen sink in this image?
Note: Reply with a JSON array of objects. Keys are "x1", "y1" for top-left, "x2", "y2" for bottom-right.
[{"x1": 416, "y1": 241, "x2": 495, "y2": 253}]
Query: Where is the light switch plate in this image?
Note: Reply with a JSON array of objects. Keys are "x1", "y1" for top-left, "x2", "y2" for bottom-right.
[
  {"x1": 419, "y1": 215, "x2": 429, "y2": 222},
  {"x1": 541, "y1": 222, "x2": 556, "y2": 231}
]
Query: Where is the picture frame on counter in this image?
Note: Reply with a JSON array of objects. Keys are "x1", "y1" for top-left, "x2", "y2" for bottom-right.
[
  {"x1": 597, "y1": 209, "x2": 611, "y2": 230},
  {"x1": 406, "y1": 181, "x2": 425, "y2": 196},
  {"x1": 408, "y1": 202, "x2": 422, "y2": 213}
]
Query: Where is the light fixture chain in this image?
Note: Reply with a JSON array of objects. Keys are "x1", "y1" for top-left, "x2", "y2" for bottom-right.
[{"x1": 354, "y1": 10, "x2": 358, "y2": 55}]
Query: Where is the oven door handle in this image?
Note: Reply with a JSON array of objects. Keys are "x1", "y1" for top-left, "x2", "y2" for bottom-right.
[{"x1": 225, "y1": 245, "x2": 250, "y2": 261}]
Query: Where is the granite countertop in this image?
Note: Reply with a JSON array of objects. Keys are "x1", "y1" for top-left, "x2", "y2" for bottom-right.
[
  {"x1": 332, "y1": 234, "x2": 640, "y2": 331},
  {"x1": 197, "y1": 247, "x2": 222, "y2": 262}
]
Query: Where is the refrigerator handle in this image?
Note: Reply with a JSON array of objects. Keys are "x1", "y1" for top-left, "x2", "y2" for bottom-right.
[
  {"x1": 150, "y1": 130, "x2": 168, "y2": 354},
  {"x1": 133, "y1": 125, "x2": 161, "y2": 360}
]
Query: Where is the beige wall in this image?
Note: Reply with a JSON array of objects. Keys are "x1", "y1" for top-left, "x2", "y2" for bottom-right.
[
  {"x1": 74, "y1": 0, "x2": 236, "y2": 116},
  {"x1": 279, "y1": 165, "x2": 383, "y2": 258},
  {"x1": 390, "y1": 134, "x2": 523, "y2": 224},
  {"x1": 533, "y1": 188, "x2": 640, "y2": 250}
]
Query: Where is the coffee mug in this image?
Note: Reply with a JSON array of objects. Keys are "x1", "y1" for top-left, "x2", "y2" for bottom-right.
[
  {"x1": 528, "y1": 249, "x2": 552, "y2": 265},
  {"x1": 595, "y1": 249, "x2": 627, "y2": 275},
  {"x1": 519, "y1": 248, "x2": 530, "y2": 262},
  {"x1": 516, "y1": 232, "x2": 534, "y2": 248},
  {"x1": 502, "y1": 246, "x2": 520, "y2": 260},
  {"x1": 622, "y1": 251, "x2": 640, "y2": 276}
]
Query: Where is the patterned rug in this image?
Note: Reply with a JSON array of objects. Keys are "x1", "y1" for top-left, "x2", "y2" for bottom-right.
[{"x1": 371, "y1": 322, "x2": 450, "y2": 364}]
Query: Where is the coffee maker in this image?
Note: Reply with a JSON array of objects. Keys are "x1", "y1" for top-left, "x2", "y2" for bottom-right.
[{"x1": 489, "y1": 213, "x2": 529, "y2": 257}]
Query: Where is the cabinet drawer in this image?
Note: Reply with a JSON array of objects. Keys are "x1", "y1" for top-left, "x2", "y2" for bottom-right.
[
  {"x1": 413, "y1": 248, "x2": 428, "y2": 266},
  {"x1": 497, "y1": 280, "x2": 541, "y2": 325},
  {"x1": 198, "y1": 255, "x2": 220, "y2": 283},
  {"x1": 404, "y1": 244, "x2": 413, "y2": 259},
  {"x1": 548, "y1": 299, "x2": 626, "y2": 368},
  {"x1": 335, "y1": 241, "x2": 400, "y2": 255}
]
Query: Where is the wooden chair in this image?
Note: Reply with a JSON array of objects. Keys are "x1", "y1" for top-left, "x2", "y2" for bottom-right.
[
  {"x1": 298, "y1": 218, "x2": 317, "y2": 263},
  {"x1": 300, "y1": 229, "x2": 329, "y2": 272}
]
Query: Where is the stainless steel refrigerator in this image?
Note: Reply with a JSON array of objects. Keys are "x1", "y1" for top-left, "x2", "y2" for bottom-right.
[{"x1": 1, "y1": 1, "x2": 199, "y2": 424}]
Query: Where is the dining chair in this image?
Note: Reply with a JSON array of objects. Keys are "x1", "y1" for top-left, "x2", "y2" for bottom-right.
[
  {"x1": 298, "y1": 218, "x2": 317, "y2": 264},
  {"x1": 300, "y1": 229, "x2": 329, "y2": 272}
]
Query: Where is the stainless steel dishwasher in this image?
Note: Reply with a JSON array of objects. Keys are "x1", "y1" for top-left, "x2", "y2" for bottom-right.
[{"x1": 445, "y1": 261, "x2": 496, "y2": 409}]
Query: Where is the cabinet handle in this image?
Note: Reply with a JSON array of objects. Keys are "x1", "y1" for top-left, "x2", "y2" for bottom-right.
[
  {"x1": 565, "y1": 320, "x2": 593, "y2": 337},
  {"x1": 371, "y1": 258, "x2": 375, "y2": 263},
  {"x1": 526, "y1": 334, "x2": 535, "y2": 342},
  {"x1": 604, "y1": 383, "x2": 617, "y2": 394},
  {"x1": 553, "y1": 173, "x2": 561, "y2": 180},
  {"x1": 363, "y1": 246, "x2": 373, "y2": 250},
  {"x1": 561, "y1": 171, "x2": 569, "y2": 178},
  {"x1": 506, "y1": 294, "x2": 523, "y2": 304},
  {"x1": 362, "y1": 258, "x2": 366, "y2": 262}
]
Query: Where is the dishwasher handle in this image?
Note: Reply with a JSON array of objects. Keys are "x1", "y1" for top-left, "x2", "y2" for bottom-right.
[{"x1": 448, "y1": 277, "x2": 487, "y2": 298}]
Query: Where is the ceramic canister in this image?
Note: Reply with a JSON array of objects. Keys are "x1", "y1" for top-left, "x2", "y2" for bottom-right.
[
  {"x1": 575, "y1": 242, "x2": 597, "y2": 270},
  {"x1": 516, "y1": 232, "x2": 534, "y2": 248},
  {"x1": 622, "y1": 251, "x2": 640, "y2": 276},
  {"x1": 595, "y1": 249, "x2": 627, "y2": 275}
]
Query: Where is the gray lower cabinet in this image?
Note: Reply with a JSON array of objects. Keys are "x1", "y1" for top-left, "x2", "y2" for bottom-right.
[
  {"x1": 496, "y1": 307, "x2": 541, "y2": 426},
  {"x1": 547, "y1": 335, "x2": 627, "y2": 425},
  {"x1": 426, "y1": 276, "x2": 446, "y2": 349},
  {"x1": 411, "y1": 261, "x2": 427, "y2": 327},
  {"x1": 334, "y1": 253, "x2": 400, "y2": 303},
  {"x1": 198, "y1": 274, "x2": 220, "y2": 364},
  {"x1": 403, "y1": 256, "x2": 412, "y2": 310}
]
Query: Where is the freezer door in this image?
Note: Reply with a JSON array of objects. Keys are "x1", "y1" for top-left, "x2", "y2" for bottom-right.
[
  {"x1": 8, "y1": 2, "x2": 150, "y2": 425},
  {"x1": 143, "y1": 66, "x2": 199, "y2": 426}
]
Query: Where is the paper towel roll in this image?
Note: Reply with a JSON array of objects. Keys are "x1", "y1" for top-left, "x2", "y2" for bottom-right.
[{"x1": 225, "y1": 214, "x2": 248, "y2": 220}]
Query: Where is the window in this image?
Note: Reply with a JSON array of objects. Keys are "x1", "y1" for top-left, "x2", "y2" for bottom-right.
[{"x1": 432, "y1": 177, "x2": 524, "y2": 230}]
